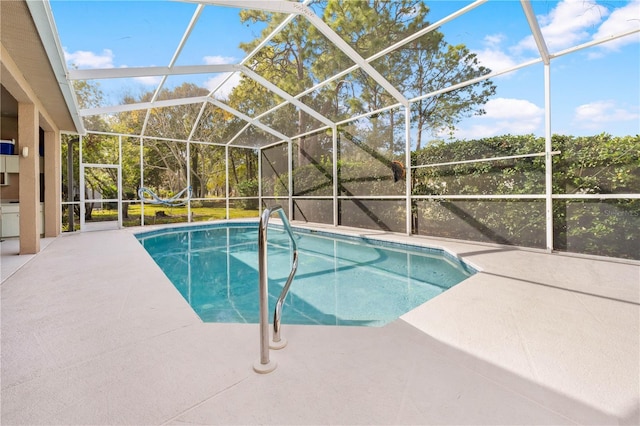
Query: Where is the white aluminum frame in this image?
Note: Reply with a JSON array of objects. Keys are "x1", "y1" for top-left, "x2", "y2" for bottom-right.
[{"x1": 55, "y1": 0, "x2": 638, "y2": 257}]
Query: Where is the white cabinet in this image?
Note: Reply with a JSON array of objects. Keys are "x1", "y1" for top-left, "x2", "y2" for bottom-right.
[
  {"x1": 1, "y1": 205, "x2": 20, "y2": 238},
  {"x1": 0, "y1": 155, "x2": 19, "y2": 186},
  {"x1": 0, "y1": 203, "x2": 44, "y2": 238},
  {"x1": 5, "y1": 155, "x2": 19, "y2": 172},
  {"x1": 0, "y1": 155, "x2": 19, "y2": 173}
]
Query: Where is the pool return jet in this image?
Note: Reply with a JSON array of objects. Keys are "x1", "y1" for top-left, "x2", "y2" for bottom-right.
[{"x1": 253, "y1": 205, "x2": 299, "y2": 374}]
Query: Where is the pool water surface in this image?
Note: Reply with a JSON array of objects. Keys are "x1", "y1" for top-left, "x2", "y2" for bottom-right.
[{"x1": 136, "y1": 223, "x2": 475, "y2": 326}]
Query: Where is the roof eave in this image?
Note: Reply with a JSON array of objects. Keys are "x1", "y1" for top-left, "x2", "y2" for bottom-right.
[{"x1": 26, "y1": 0, "x2": 85, "y2": 135}]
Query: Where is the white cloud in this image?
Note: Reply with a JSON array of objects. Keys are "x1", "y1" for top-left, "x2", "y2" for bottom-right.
[
  {"x1": 451, "y1": 124, "x2": 497, "y2": 140},
  {"x1": 484, "y1": 98, "x2": 544, "y2": 120},
  {"x1": 476, "y1": 1, "x2": 637, "y2": 68},
  {"x1": 475, "y1": 47, "x2": 518, "y2": 73},
  {"x1": 133, "y1": 76, "x2": 163, "y2": 86},
  {"x1": 472, "y1": 34, "x2": 520, "y2": 76},
  {"x1": 573, "y1": 100, "x2": 639, "y2": 128},
  {"x1": 484, "y1": 34, "x2": 505, "y2": 47},
  {"x1": 453, "y1": 98, "x2": 544, "y2": 138},
  {"x1": 203, "y1": 55, "x2": 237, "y2": 65},
  {"x1": 516, "y1": 0, "x2": 608, "y2": 53},
  {"x1": 204, "y1": 72, "x2": 241, "y2": 99},
  {"x1": 202, "y1": 56, "x2": 240, "y2": 98},
  {"x1": 64, "y1": 48, "x2": 114, "y2": 68},
  {"x1": 592, "y1": 0, "x2": 640, "y2": 52}
]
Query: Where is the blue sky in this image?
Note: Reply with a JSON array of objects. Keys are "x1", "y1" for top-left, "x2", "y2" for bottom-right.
[{"x1": 50, "y1": 0, "x2": 640, "y2": 140}]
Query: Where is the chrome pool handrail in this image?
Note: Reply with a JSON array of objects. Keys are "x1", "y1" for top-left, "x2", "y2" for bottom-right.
[
  {"x1": 271, "y1": 211, "x2": 299, "y2": 349},
  {"x1": 253, "y1": 205, "x2": 298, "y2": 374}
]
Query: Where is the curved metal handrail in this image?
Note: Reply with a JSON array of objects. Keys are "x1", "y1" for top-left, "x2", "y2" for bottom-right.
[
  {"x1": 254, "y1": 205, "x2": 298, "y2": 373},
  {"x1": 271, "y1": 212, "x2": 299, "y2": 348}
]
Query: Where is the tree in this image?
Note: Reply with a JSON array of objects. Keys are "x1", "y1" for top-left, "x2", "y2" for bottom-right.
[
  {"x1": 72, "y1": 78, "x2": 109, "y2": 132},
  {"x1": 237, "y1": 10, "x2": 322, "y2": 165},
  {"x1": 112, "y1": 83, "x2": 259, "y2": 204},
  {"x1": 234, "y1": 0, "x2": 496, "y2": 154},
  {"x1": 116, "y1": 83, "x2": 209, "y2": 198},
  {"x1": 406, "y1": 40, "x2": 496, "y2": 149},
  {"x1": 70, "y1": 78, "x2": 113, "y2": 220}
]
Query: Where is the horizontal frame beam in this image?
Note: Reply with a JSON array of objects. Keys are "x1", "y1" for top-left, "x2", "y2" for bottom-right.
[{"x1": 68, "y1": 64, "x2": 241, "y2": 80}]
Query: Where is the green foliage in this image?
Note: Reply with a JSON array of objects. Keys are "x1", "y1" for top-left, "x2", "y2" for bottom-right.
[
  {"x1": 412, "y1": 134, "x2": 545, "y2": 196},
  {"x1": 553, "y1": 133, "x2": 639, "y2": 194},
  {"x1": 551, "y1": 134, "x2": 639, "y2": 258},
  {"x1": 411, "y1": 134, "x2": 640, "y2": 259},
  {"x1": 235, "y1": 0, "x2": 495, "y2": 163},
  {"x1": 72, "y1": 78, "x2": 109, "y2": 133},
  {"x1": 236, "y1": 179, "x2": 259, "y2": 210},
  {"x1": 337, "y1": 160, "x2": 405, "y2": 196},
  {"x1": 292, "y1": 155, "x2": 333, "y2": 197}
]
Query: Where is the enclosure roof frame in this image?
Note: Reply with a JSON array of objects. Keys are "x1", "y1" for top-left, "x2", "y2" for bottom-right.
[{"x1": 52, "y1": 0, "x2": 640, "y2": 147}]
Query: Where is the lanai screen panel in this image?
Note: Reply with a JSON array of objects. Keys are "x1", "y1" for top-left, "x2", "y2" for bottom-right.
[
  {"x1": 291, "y1": 128, "x2": 334, "y2": 225},
  {"x1": 550, "y1": 59, "x2": 640, "y2": 143},
  {"x1": 73, "y1": 77, "x2": 146, "y2": 110},
  {"x1": 338, "y1": 111, "x2": 406, "y2": 197},
  {"x1": 190, "y1": 103, "x2": 242, "y2": 144},
  {"x1": 261, "y1": 12, "x2": 357, "y2": 86},
  {"x1": 81, "y1": 134, "x2": 119, "y2": 164},
  {"x1": 431, "y1": 0, "x2": 534, "y2": 74},
  {"x1": 153, "y1": 76, "x2": 208, "y2": 101},
  {"x1": 121, "y1": 136, "x2": 141, "y2": 196},
  {"x1": 293, "y1": 199, "x2": 333, "y2": 224},
  {"x1": 403, "y1": 2, "x2": 534, "y2": 142},
  {"x1": 189, "y1": 142, "x2": 226, "y2": 199},
  {"x1": 261, "y1": 142, "x2": 289, "y2": 198},
  {"x1": 260, "y1": 104, "x2": 327, "y2": 140},
  {"x1": 121, "y1": 137, "x2": 142, "y2": 227},
  {"x1": 144, "y1": 105, "x2": 205, "y2": 141},
  {"x1": 228, "y1": 146, "x2": 259, "y2": 216},
  {"x1": 553, "y1": 199, "x2": 639, "y2": 259},
  {"x1": 547, "y1": 26, "x2": 640, "y2": 260},
  {"x1": 411, "y1": 133, "x2": 547, "y2": 197},
  {"x1": 553, "y1": 132, "x2": 639, "y2": 196},
  {"x1": 299, "y1": 67, "x2": 399, "y2": 123},
  {"x1": 529, "y1": 0, "x2": 638, "y2": 54},
  {"x1": 142, "y1": 138, "x2": 189, "y2": 195},
  {"x1": 248, "y1": 13, "x2": 357, "y2": 104},
  {"x1": 292, "y1": 129, "x2": 333, "y2": 197},
  {"x1": 73, "y1": 76, "x2": 155, "y2": 135},
  {"x1": 552, "y1": 128, "x2": 640, "y2": 259},
  {"x1": 111, "y1": 110, "x2": 147, "y2": 137},
  {"x1": 312, "y1": 1, "x2": 433, "y2": 60},
  {"x1": 49, "y1": 0, "x2": 640, "y2": 259},
  {"x1": 339, "y1": 199, "x2": 407, "y2": 233},
  {"x1": 413, "y1": 199, "x2": 546, "y2": 248},
  {"x1": 230, "y1": 79, "x2": 287, "y2": 120},
  {"x1": 61, "y1": 136, "x2": 81, "y2": 232},
  {"x1": 229, "y1": 125, "x2": 282, "y2": 149}
]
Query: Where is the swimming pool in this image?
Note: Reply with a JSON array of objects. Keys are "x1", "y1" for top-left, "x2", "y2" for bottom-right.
[{"x1": 136, "y1": 222, "x2": 476, "y2": 326}]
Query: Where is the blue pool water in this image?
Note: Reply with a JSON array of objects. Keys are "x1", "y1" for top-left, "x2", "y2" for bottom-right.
[{"x1": 136, "y1": 222, "x2": 475, "y2": 326}]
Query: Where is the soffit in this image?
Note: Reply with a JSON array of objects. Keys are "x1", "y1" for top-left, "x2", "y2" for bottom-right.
[{"x1": 0, "y1": 0, "x2": 77, "y2": 132}]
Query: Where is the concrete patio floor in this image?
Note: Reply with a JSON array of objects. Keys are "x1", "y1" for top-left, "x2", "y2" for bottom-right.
[{"x1": 1, "y1": 224, "x2": 638, "y2": 425}]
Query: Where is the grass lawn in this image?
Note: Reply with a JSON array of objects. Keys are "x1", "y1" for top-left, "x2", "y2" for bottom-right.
[{"x1": 85, "y1": 203, "x2": 260, "y2": 227}]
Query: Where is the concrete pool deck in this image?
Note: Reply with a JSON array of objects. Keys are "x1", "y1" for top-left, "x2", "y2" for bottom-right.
[{"x1": 1, "y1": 223, "x2": 638, "y2": 425}]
